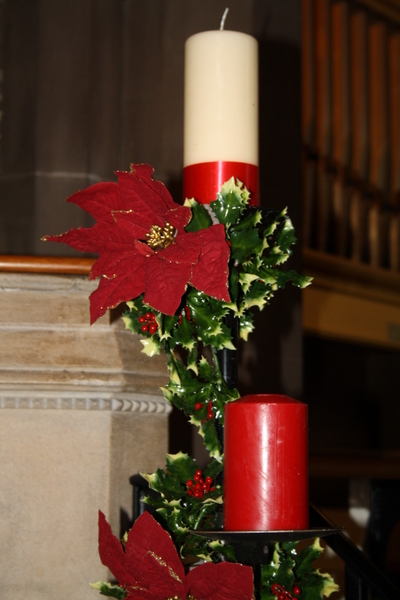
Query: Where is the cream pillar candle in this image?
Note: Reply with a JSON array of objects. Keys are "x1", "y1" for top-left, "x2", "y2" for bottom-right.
[{"x1": 183, "y1": 30, "x2": 259, "y2": 205}]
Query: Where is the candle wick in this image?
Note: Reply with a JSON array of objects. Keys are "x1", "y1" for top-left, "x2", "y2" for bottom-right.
[{"x1": 220, "y1": 8, "x2": 229, "y2": 30}]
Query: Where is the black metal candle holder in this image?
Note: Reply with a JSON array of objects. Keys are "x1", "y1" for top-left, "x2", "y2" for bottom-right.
[{"x1": 190, "y1": 527, "x2": 343, "y2": 566}]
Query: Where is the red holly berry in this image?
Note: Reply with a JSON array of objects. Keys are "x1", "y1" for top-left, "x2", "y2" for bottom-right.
[
  {"x1": 186, "y1": 480, "x2": 193, "y2": 488},
  {"x1": 194, "y1": 402, "x2": 203, "y2": 411},
  {"x1": 139, "y1": 312, "x2": 158, "y2": 335},
  {"x1": 292, "y1": 585, "x2": 301, "y2": 596}
]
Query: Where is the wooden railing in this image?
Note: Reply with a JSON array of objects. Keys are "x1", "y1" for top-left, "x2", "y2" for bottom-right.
[
  {"x1": 302, "y1": 0, "x2": 400, "y2": 270},
  {"x1": 0, "y1": 255, "x2": 93, "y2": 274},
  {"x1": 311, "y1": 505, "x2": 400, "y2": 600}
]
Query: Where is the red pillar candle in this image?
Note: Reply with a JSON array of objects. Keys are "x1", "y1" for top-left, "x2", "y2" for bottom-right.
[{"x1": 224, "y1": 394, "x2": 308, "y2": 531}]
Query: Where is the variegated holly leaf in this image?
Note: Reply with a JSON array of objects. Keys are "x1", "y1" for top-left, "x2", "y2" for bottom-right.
[
  {"x1": 210, "y1": 177, "x2": 249, "y2": 226},
  {"x1": 141, "y1": 454, "x2": 228, "y2": 562},
  {"x1": 260, "y1": 540, "x2": 338, "y2": 600},
  {"x1": 89, "y1": 581, "x2": 127, "y2": 599},
  {"x1": 184, "y1": 198, "x2": 213, "y2": 232}
]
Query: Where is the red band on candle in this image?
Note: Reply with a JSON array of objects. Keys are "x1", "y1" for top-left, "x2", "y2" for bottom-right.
[
  {"x1": 223, "y1": 394, "x2": 308, "y2": 531},
  {"x1": 183, "y1": 161, "x2": 259, "y2": 206}
]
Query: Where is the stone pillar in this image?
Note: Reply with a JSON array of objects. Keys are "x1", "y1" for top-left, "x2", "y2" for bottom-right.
[{"x1": 0, "y1": 269, "x2": 170, "y2": 600}]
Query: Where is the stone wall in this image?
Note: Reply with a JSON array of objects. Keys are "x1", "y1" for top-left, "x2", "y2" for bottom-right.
[{"x1": 0, "y1": 270, "x2": 170, "y2": 599}]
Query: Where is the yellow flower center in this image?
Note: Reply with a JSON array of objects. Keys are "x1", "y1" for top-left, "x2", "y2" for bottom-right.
[{"x1": 146, "y1": 222, "x2": 175, "y2": 250}]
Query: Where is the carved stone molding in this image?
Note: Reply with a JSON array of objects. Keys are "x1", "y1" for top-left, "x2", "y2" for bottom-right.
[{"x1": 0, "y1": 390, "x2": 171, "y2": 413}]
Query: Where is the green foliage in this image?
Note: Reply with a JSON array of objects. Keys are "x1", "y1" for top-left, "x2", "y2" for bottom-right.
[
  {"x1": 210, "y1": 180, "x2": 311, "y2": 342},
  {"x1": 89, "y1": 582, "x2": 127, "y2": 599},
  {"x1": 260, "y1": 539, "x2": 339, "y2": 599},
  {"x1": 122, "y1": 179, "x2": 310, "y2": 458},
  {"x1": 141, "y1": 453, "x2": 234, "y2": 562},
  {"x1": 118, "y1": 178, "x2": 333, "y2": 600},
  {"x1": 184, "y1": 198, "x2": 213, "y2": 231}
]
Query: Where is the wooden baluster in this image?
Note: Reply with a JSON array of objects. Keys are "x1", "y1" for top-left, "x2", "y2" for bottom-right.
[
  {"x1": 332, "y1": 1, "x2": 351, "y2": 256},
  {"x1": 351, "y1": 12, "x2": 369, "y2": 184},
  {"x1": 315, "y1": 0, "x2": 333, "y2": 252},
  {"x1": 302, "y1": 0, "x2": 317, "y2": 249},
  {"x1": 389, "y1": 33, "x2": 400, "y2": 201},
  {"x1": 350, "y1": 11, "x2": 369, "y2": 262},
  {"x1": 368, "y1": 21, "x2": 390, "y2": 267},
  {"x1": 302, "y1": 0, "x2": 316, "y2": 150},
  {"x1": 388, "y1": 33, "x2": 400, "y2": 269}
]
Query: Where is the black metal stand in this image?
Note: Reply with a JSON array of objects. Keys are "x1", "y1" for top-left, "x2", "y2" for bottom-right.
[
  {"x1": 191, "y1": 527, "x2": 343, "y2": 565},
  {"x1": 218, "y1": 311, "x2": 239, "y2": 390}
]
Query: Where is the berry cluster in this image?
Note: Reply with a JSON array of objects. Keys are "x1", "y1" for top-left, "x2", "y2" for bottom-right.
[
  {"x1": 139, "y1": 312, "x2": 158, "y2": 335},
  {"x1": 186, "y1": 470, "x2": 216, "y2": 498},
  {"x1": 178, "y1": 306, "x2": 194, "y2": 325},
  {"x1": 194, "y1": 401, "x2": 214, "y2": 421},
  {"x1": 271, "y1": 583, "x2": 301, "y2": 600}
]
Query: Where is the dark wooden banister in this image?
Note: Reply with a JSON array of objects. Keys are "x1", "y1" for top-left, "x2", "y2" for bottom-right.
[
  {"x1": 310, "y1": 505, "x2": 400, "y2": 600},
  {"x1": 0, "y1": 255, "x2": 94, "y2": 275}
]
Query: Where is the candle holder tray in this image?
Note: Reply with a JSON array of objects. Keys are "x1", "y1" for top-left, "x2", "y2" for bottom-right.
[{"x1": 190, "y1": 526, "x2": 343, "y2": 565}]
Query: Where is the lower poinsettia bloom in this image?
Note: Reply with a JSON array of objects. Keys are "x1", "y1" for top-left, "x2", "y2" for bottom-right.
[
  {"x1": 42, "y1": 164, "x2": 230, "y2": 323},
  {"x1": 98, "y1": 511, "x2": 254, "y2": 600}
]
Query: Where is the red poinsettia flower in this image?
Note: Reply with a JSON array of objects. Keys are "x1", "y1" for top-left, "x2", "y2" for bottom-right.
[
  {"x1": 43, "y1": 164, "x2": 230, "y2": 323},
  {"x1": 98, "y1": 510, "x2": 254, "y2": 600}
]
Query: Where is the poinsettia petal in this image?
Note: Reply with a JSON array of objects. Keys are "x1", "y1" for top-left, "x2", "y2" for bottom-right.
[
  {"x1": 190, "y1": 225, "x2": 231, "y2": 301},
  {"x1": 89, "y1": 266, "x2": 146, "y2": 323},
  {"x1": 135, "y1": 239, "x2": 155, "y2": 257},
  {"x1": 86, "y1": 221, "x2": 148, "y2": 279},
  {"x1": 128, "y1": 164, "x2": 174, "y2": 211},
  {"x1": 98, "y1": 511, "x2": 139, "y2": 588},
  {"x1": 124, "y1": 512, "x2": 187, "y2": 599},
  {"x1": 160, "y1": 233, "x2": 203, "y2": 266},
  {"x1": 91, "y1": 251, "x2": 147, "y2": 287},
  {"x1": 144, "y1": 254, "x2": 192, "y2": 315},
  {"x1": 43, "y1": 224, "x2": 104, "y2": 254},
  {"x1": 117, "y1": 165, "x2": 173, "y2": 230},
  {"x1": 130, "y1": 164, "x2": 191, "y2": 225},
  {"x1": 114, "y1": 211, "x2": 157, "y2": 240},
  {"x1": 66, "y1": 182, "x2": 123, "y2": 223},
  {"x1": 186, "y1": 561, "x2": 254, "y2": 600},
  {"x1": 123, "y1": 553, "x2": 186, "y2": 600},
  {"x1": 166, "y1": 205, "x2": 193, "y2": 232},
  {"x1": 44, "y1": 164, "x2": 228, "y2": 322},
  {"x1": 119, "y1": 167, "x2": 192, "y2": 232}
]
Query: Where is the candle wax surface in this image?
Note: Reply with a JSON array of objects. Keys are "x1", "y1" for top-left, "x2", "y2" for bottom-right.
[
  {"x1": 184, "y1": 30, "x2": 258, "y2": 167},
  {"x1": 223, "y1": 394, "x2": 309, "y2": 531}
]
